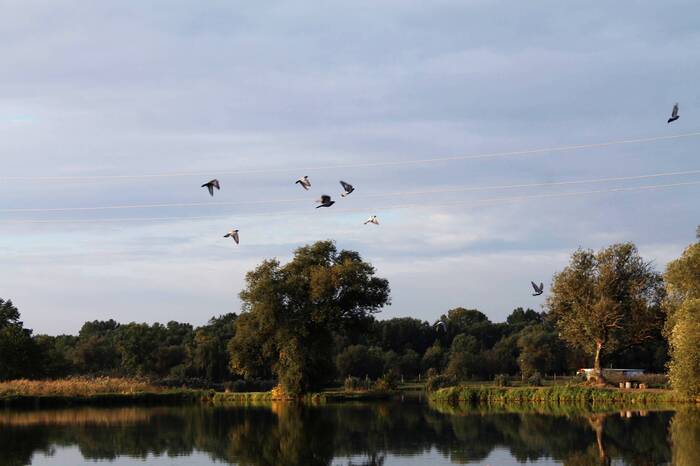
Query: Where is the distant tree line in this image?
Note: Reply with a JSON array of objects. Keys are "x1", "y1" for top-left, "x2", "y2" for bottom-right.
[{"x1": 1, "y1": 234, "x2": 698, "y2": 396}]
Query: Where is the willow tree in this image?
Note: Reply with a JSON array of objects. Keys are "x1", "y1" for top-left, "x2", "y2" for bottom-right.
[
  {"x1": 664, "y1": 241, "x2": 700, "y2": 396},
  {"x1": 546, "y1": 243, "x2": 664, "y2": 382},
  {"x1": 228, "y1": 241, "x2": 390, "y2": 395}
]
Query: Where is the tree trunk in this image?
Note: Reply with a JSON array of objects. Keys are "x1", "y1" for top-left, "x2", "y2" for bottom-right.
[{"x1": 593, "y1": 340, "x2": 605, "y2": 384}]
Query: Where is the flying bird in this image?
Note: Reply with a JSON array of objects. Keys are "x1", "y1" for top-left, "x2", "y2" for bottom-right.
[
  {"x1": 201, "y1": 179, "x2": 220, "y2": 197},
  {"x1": 223, "y1": 229, "x2": 239, "y2": 244},
  {"x1": 340, "y1": 180, "x2": 355, "y2": 197},
  {"x1": 668, "y1": 103, "x2": 679, "y2": 123},
  {"x1": 364, "y1": 215, "x2": 379, "y2": 225},
  {"x1": 316, "y1": 195, "x2": 335, "y2": 208},
  {"x1": 531, "y1": 281, "x2": 544, "y2": 296},
  {"x1": 295, "y1": 176, "x2": 311, "y2": 190},
  {"x1": 434, "y1": 321, "x2": 447, "y2": 332}
]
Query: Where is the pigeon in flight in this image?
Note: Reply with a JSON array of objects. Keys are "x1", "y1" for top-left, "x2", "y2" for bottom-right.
[
  {"x1": 340, "y1": 180, "x2": 355, "y2": 197},
  {"x1": 201, "y1": 179, "x2": 220, "y2": 197},
  {"x1": 316, "y1": 195, "x2": 335, "y2": 208},
  {"x1": 223, "y1": 229, "x2": 240, "y2": 244},
  {"x1": 434, "y1": 321, "x2": 447, "y2": 332},
  {"x1": 668, "y1": 103, "x2": 679, "y2": 123},
  {"x1": 364, "y1": 215, "x2": 379, "y2": 225},
  {"x1": 296, "y1": 176, "x2": 311, "y2": 190},
  {"x1": 531, "y1": 281, "x2": 544, "y2": 296}
]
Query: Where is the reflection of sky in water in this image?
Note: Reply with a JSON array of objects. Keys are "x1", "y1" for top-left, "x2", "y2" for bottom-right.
[{"x1": 31, "y1": 446, "x2": 562, "y2": 466}]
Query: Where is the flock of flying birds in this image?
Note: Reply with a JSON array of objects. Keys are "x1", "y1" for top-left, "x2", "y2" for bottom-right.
[
  {"x1": 203, "y1": 102, "x2": 682, "y2": 325},
  {"x1": 199, "y1": 176, "x2": 380, "y2": 246}
]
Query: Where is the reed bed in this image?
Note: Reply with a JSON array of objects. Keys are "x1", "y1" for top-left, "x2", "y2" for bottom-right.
[
  {"x1": 429, "y1": 385, "x2": 686, "y2": 406},
  {"x1": 0, "y1": 377, "x2": 159, "y2": 397}
]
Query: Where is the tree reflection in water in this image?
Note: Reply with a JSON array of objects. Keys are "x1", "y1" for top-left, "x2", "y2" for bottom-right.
[{"x1": 0, "y1": 401, "x2": 695, "y2": 466}]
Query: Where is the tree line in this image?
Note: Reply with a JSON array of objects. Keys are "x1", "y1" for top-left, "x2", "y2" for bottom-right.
[{"x1": 1, "y1": 234, "x2": 698, "y2": 396}]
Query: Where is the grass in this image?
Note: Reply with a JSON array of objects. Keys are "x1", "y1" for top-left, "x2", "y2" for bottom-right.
[
  {"x1": 0, "y1": 377, "x2": 159, "y2": 397},
  {"x1": 0, "y1": 377, "x2": 204, "y2": 408},
  {"x1": 429, "y1": 384, "x2": 695, "y2": 407}
]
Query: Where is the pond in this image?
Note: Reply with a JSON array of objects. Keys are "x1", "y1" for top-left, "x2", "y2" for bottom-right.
[{"x1": 1, "y1": 399, "x2": 698, "y2": 465}]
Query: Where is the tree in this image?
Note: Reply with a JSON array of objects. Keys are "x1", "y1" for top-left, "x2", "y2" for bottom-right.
[
  {"x1": 506, "y1": 307, "x2": 543, "y2": 333},
  {"x1": 228, "y1": 241, "x2": 390, "y2": 395},
  {"x1": 335, "y1": 345, "x2": 384, "y2": 379},
  {"x1": 189, "y1": 314, "x2": 236, "y2": 382},
  {"x1": 445, "y1": 334, "x2": 480, "y2": 380},
  {"x1": 546, "y1": 243, "x2": 665, "y2": 382},
  {"x1": 664, "y1": 242, "x2": 700, "y2": 328},
  {"x1": 516, "y1": 325, "x2": 566, "y2": 378},
  {"x1": 421, "y1": 342, "x2": 445, "y2": 373},
  {"x1": 667, "y1": 299, "x2": 700, "y2": 397},
  {"x1": 0, "y1": 299, "x2": 40, "y2": 380},
  {"x1": 664, "y1": 241, "x2": 700, "y2": 396}
]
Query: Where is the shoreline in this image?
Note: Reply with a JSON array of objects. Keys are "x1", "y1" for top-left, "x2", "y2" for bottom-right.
[
  {"x1": 428, "y1": 385, "x2": 699, "y2": 406},
  {"x1": 3, "y1": 384, "x2": 697, "y2": 409}
]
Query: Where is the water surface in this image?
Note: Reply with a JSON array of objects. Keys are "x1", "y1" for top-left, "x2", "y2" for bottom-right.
[{"x1": 1, "y1": 400, "x2": 698, "y2": 465}]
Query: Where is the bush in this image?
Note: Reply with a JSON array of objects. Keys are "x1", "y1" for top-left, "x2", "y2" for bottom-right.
[
  {"x1": 527, "y1": 372, "x2": 543, "y2": 387},
  {"x1": 223, "y1": 379, "x2": 276, "y2": 393},
  {"x1": 375, "y1": 372, "x2": 399, "y2": 391},
  {"x1": 425, "y1": 374, "x2": 457, "y2": 392},
  {"x1": 344, "y1": 376, "x2": 364, "y2": 392},
  {"x1": 494, "y1": 374, "x2": 510, "y2": 387}
]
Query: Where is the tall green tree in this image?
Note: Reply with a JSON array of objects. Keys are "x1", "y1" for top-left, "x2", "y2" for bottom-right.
[
  {"x1": 228, "y1": 241, "x2": 390, "y2": 395},
  {"x1": 664, "y1": 241, "x2": 700, "y2": 397},
  {"x1": 189, "y1": 314, "x2": 236, "y2": 382},
  {"x1": 516, "y1": 325, "x2": 567, "y2": 378},
  {"x1": 546, "y1": 243, "x2": 665, "y2": 382},
  {"x1": 0, "y1": 299, "x2": 40, "y2": 380}
]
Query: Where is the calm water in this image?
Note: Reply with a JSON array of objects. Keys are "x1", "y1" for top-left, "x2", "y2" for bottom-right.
[{"x1": 1, "y1": 399, "x2": 698, "y2": 466}]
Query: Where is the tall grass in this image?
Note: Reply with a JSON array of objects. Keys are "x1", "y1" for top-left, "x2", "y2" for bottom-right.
[
  {"x1": 429, "y1": 385, "x2": 686, "y2": 406},
  {"x1": 0, "y1": 377, "x2": 159, "y2": 397}
]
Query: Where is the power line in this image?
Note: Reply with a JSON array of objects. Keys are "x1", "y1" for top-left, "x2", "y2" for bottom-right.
[
  {"x1": 2, "y1": 179, "x2": 698, "y2": 225},
  {"x1": 2, "y1": 169, "x2": 699, "y2": 213},
  {"x1": 1, "y1": 131, "x2": 699, "y2": 182}
]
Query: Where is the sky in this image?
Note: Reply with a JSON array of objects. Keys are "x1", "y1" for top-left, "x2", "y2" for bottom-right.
[{"x1": 1, "y1": 1, "x2": 699, "y2": 335}]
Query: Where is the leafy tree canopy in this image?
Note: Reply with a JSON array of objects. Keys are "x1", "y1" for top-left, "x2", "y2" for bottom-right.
[
  {"x1": 228, "y1": 240, "x2": 390, "y2": 394},
  {"x1": 547, "y1": 243, "x2": 665, "y2": 381}
]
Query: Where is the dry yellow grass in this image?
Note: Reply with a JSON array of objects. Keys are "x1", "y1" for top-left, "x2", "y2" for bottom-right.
[{"x1": 0, "y1": 377, "x2": 160, "y2": 397}]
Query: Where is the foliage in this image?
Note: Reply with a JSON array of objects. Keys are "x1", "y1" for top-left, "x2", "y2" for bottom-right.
[
  {"x1": 494, "y1": 374, "x2": 510, "y2": 387},
  {"x1": 421, "y1": 342, "x2": 446, "y2": 373},
  {"x1": 425, "y1": 374, "x2": 457, "y2": 392},
  {"x1": 527, "y1": 371, "x2": 543, "y2": 386},
  {"x1": 189, "y1": 314, "x2": 236, "y2": 382},
  {"x1": 665, "y1": 241, "x2": 700, "y2": 397},
  {"x1": 0, "y1": 299, "x2": 41, "y2": 381},
  {"x1": 375, "y1": 371, "x2": 399, "y2": 391},
  {"x1": 516, "y1": 325, "x2": 567, "y2": 378},
  {"x1": 228, "y1": 241, "x2": 390, "y2": 395},
  {"x1": 547, "y1": 243, "x2": 665, "y2": 381},
  {"x1": 430, "y1": 384, "x2": 675, "y2": 405},
  {"x1": 445, "y1": 334, "x2": 480, "y2": 380},
  {"x1": 667, "y1": 299, "x2": 700, "y2": 397},
  {"x1": 335, "y1": 345, "x2": 384, "y2": 379}
]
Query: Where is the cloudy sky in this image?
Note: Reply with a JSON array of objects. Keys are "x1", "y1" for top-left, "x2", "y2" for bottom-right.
[{"x1": 1, "y1": 1, "x2": 698, "y2": 335}]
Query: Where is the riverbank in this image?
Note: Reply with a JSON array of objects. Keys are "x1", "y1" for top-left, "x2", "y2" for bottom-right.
[
  {"x1": 0, "y1": 378, "x2": 205, "y2": 408},
  {"x1": 429, "y1": 385, "x2": 698, "y2": 406},
  {"x1": 0, "y1": 378, "x2": 410, "y2": 408}
]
